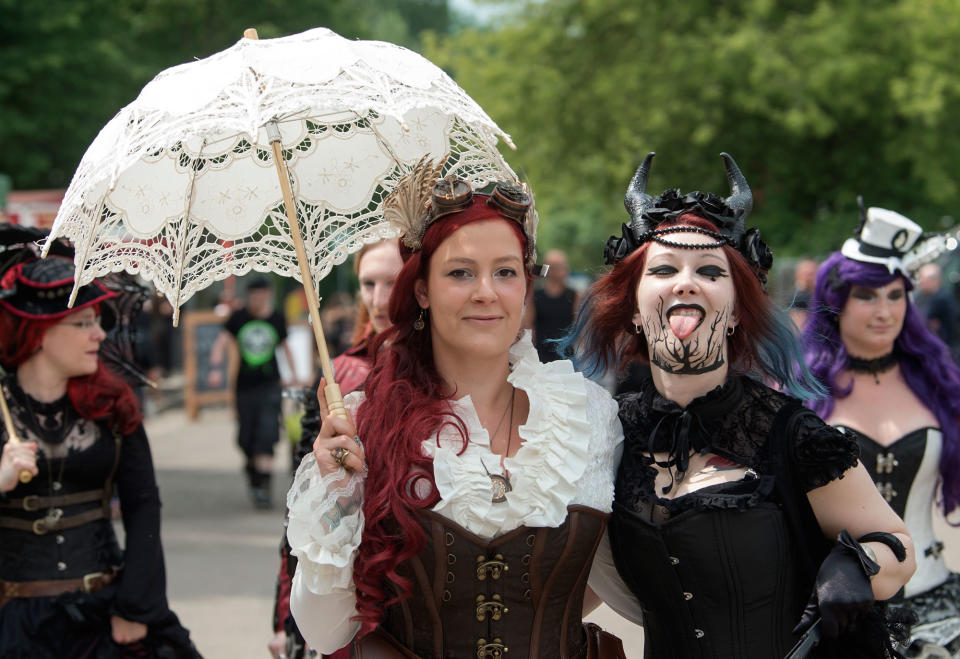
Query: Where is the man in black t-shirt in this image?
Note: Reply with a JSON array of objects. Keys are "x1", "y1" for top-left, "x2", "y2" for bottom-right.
[{"x1": 209, "y1": 278, "x2": 295, "y2": 508}]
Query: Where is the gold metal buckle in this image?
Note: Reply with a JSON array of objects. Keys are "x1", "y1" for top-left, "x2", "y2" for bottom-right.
[
  {"x1": 22, "y1": 495, "x2": 40, "y2": 511},
  {"x1": 82, "y1": 572, "x2": 104, "y2": 593}
]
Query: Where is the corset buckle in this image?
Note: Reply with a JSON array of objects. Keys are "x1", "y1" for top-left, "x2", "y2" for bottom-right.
[
  {"x1": 476, "y1": 637, "x2": 507, "y2": 658},
  {"x1": 476, "y1": 593, "x2": 508, "y2": 621},
  {"x1": 476, "y1": 553, "x2": 509, "y2": 580}
]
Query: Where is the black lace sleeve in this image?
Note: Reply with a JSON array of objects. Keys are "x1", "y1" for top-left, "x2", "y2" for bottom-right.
[{"x1": 788, "y1": 409, "x2": 860, "y2": 492}]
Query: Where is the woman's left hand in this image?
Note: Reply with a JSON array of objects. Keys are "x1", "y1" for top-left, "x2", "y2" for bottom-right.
[
  {"x1": 793, "y1": 530, "x2": 876, "y2": 638},
  {"x1": 110, "y1": 615, "x2": 148, "y2": 644}
]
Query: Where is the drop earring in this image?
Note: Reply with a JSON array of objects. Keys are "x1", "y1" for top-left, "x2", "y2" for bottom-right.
[
  {"x1": 413, "y1": 308, "x2": 426, "y2": 331},
  {"x1": 727, "y1": 325, "x2": 735, "y2": 336}
]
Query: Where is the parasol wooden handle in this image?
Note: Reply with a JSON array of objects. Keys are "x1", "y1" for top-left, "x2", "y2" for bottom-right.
[
  {"x1": 0, "y1": 383, "x2": 32, "y2": 484},
  {"x1": 246, "y1": 27, "x2": 346, "y2": 419},
  {"x1": 264, "y1": 122, "x2": 347, "y2": 419}
]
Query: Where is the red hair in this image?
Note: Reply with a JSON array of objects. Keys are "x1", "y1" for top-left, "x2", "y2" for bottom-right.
[
  {"x1": 352, "y1": 214, "x2": 530, "y2": 633},
  {"x1": 579, "y1": 214, "x2": 773, "y2": 377},
  {"x1": 0, "y1": 308, "x2": 142, "y2": 435}
]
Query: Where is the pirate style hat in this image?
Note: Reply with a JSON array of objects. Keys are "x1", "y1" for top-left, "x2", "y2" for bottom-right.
[{"x1": 0, "y1": 256, "x2": 116, "y2": 329}]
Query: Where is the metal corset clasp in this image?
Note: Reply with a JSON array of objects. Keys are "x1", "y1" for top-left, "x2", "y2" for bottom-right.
[
  {"x1": 476, "y1": 637, "x2": 507, "y2": 658},
  {"x1": 476, "y1": 593, "x2": 508, "y2": 621},
  {"x1": 476, "y1": 553, "x2": 509, "y2": 581}
]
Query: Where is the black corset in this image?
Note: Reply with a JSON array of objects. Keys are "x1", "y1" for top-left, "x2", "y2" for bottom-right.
[{"x1": 610, "y1": 493, "x2": 805, "y2": 658}]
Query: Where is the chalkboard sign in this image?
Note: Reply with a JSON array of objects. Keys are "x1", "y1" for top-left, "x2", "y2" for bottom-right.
[{"x1": 182, "y1": 310, "x2": 237, "y2": 419}]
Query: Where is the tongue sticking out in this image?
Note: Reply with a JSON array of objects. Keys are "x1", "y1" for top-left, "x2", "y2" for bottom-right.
[{"x1": 669, "y1": 313, "x2": 701, "y2": 340}]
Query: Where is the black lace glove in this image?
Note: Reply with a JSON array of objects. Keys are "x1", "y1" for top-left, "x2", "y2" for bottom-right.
[{"x1": 793, "y1": 529, "x2": 880, "y2": 638}]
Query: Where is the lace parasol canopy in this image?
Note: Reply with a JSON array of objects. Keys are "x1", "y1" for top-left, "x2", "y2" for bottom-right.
[{"x1": 46, "y1": 27, "x2": 521, "y2": 324}]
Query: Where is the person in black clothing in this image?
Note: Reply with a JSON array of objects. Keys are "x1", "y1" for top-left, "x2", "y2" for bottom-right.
[
  {"x1": 528, "y1": 249, "x2": 578, "y2": 362},
  {"x1": 567, "y1": 153, "x2": 916, "y2": 658},
  {"x1": 0, "y1": 253, "x2": 199, "y2": 658},
  {"x1": 209, "y1": 277, "x2": 295, "y2": 509}
]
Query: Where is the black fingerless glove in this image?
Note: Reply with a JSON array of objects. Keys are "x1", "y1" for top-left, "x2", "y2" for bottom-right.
[{"x1": 793, "y1": 529, "x2": 881, "y2": 638}]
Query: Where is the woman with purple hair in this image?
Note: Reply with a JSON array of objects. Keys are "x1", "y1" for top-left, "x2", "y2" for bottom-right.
[{"x1": 802, "y1": 204, "x2": 960, "y2": 657}]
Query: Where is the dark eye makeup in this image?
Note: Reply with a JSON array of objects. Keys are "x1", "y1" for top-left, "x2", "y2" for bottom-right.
[
  {"x1": 698, "y1": 266, "x2": 728, "y2": 279},
  {"x1": 646, "y1": 265, "x2": 677, "y2": 276}
]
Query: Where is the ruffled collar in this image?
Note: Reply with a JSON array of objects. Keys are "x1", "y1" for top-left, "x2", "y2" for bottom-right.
[{"x1": 428, "y1": 331, "x2": 593, "y2": 537}]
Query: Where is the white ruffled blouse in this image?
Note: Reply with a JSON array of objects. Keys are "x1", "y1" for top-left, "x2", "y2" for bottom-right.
[{"x1": 286, "y1": 333, "x2": 623, "y2": 654}]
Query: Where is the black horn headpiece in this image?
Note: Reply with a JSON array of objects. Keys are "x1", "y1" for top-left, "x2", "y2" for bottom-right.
[{"x1": 604, "y1": 152, "x2": 772, "y2": 284}]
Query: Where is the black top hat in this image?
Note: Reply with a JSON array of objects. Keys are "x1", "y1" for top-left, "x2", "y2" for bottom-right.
[{"x1": 0, "y1": 256, "x2": 116, "y2": 329}]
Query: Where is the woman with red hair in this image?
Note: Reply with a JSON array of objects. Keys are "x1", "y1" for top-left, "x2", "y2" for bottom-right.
[
  {"x1": 0, "y1": 246, "x2": 198, "y2": 658},
  {"x1": 568, "y1": 154, "x2": 916, "y2": 658},
  {"x1": 286, "y1": 163, "x2": 625, "y2": 658}
]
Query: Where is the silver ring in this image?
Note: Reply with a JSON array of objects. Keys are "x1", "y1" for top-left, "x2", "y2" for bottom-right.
[
  {"x1": 353, "y1": 434, "x2": 363, "y2": 449},
  {"x1": 278, "y1": 654, "x2": 287, "y2": 659}
]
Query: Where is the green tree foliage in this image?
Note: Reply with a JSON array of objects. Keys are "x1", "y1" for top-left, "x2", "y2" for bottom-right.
[
  {"x1": 0, "y1": 0, "x2": 449, "y2": 189},
  {"x1": 425, "y1": 0, "x2": 960, "y2": 265}
]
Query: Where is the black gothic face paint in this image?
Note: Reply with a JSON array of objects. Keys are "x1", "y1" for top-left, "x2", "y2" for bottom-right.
[
  {"x1": 633, "y1": 235, "x2": 737, "y2": 375},
  {"x1": 642, "y1": 297, "x2": 732, "y2": 374}
]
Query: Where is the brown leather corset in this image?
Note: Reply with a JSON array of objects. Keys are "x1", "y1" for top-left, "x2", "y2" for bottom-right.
[{"x1": 379, "y1": 504, "x2": 609, "y2": 659}]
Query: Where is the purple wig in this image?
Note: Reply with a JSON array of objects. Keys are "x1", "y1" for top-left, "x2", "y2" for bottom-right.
[{"x1": 801, "y1": 251, "x2": 960, "y2": 516}]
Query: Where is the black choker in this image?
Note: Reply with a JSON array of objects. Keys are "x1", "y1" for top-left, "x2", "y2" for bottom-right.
[{"x1": 847, "y1": 351, "x2": 897, "y2": 384}]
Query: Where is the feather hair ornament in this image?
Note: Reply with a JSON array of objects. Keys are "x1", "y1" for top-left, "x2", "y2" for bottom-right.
[{"x1": 383, "y1": 156, "x2": 446, "y2": 250}]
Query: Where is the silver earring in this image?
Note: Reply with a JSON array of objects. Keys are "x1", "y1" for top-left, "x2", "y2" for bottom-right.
[
  {"x1": 727, "y1": 325, "x2": 735, "y2": 336},
  {"x1": 634, "y1": 323, "x2": 641, "y2": 335},
  {"x1": 413, "y1": 308, "x2": 425, "y2": 331}
]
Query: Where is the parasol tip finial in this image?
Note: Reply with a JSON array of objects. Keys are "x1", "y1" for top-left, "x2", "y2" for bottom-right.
[{"x1": 244, "y1": 28, "x2": 259, "y2": 40}]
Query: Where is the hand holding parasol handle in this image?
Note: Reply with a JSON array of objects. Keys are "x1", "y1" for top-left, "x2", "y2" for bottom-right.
[{"x1": 0, "y1": 383, "x2": 33, "y2": 484}]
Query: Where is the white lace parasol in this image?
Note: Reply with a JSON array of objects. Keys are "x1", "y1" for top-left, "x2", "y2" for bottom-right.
[{"x1": 46, "y1": 27, "x2": 520, "y2": 324}]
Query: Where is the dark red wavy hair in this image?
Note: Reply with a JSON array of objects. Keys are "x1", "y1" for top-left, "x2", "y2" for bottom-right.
[
  {"x1": 352, "y1": 212, "x2": 530, "y2": 634},
  {"x1": 0, "y1": 307, "x2": 142, "y2": 435}
]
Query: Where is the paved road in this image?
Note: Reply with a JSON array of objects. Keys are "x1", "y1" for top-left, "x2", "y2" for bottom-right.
[{"x1": 146, "y1": 404, "x2": 960, "y2": 658}]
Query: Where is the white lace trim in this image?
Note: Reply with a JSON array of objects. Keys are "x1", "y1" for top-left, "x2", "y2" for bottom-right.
[{"x1": 287, "y1": 449, "x2": 365, "y2": 594}]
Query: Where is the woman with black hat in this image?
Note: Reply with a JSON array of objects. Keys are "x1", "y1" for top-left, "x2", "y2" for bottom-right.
[
  {"x1": 0, "y1": 248, "x2": 199, "y2": 658},
  {"x1": 565, "y1": 154, "x2": 916, "y2": 657}
]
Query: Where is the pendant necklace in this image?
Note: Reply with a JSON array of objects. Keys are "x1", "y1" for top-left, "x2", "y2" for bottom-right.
[
  {"x1": 483, "y1": 387, "x2": 516, "y2": 504},
  {"x1": 848, "y1": 350, "x2": 897, "y2": 385}
]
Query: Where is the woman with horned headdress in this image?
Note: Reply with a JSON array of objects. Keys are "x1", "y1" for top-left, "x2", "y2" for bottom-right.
[
  {"x1": 285, "y1": 160, "x2": 626, "y2": 658},
  {"x1": 565, "y1": 153, "x2": 916, "y2": 657},
  {"x1": 801, "y1": 204, "x2": 960, "y2": 657}
]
